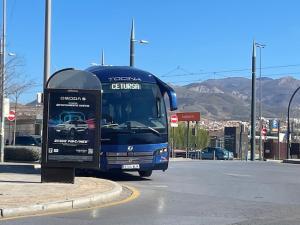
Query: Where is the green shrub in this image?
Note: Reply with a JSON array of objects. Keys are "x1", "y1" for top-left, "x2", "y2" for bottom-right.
[{"x1": 4, "y1": 145, "x2": 41, "y2": 162}]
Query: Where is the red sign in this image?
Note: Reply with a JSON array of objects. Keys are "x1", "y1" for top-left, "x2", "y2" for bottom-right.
[
  {"x1": 7, "y1": 110, "x2": 16, "y2": 121},
  {"x1": 170, "y1": 115, "x2": 178, "y2": 123},
  {"x1": 176, "y1": 112, "x2": 200, "y2": 121},
  {"x1": 262, "y1": 127, "x2": 267, "y2": 136},
  {"x1": 170, "y1": 114, "x2": 178, "y2": 127}
]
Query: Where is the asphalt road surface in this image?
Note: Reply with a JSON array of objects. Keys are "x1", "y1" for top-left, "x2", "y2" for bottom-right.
[{"x1": 3, "y1": 160, "x2": 300, "y2": 225}]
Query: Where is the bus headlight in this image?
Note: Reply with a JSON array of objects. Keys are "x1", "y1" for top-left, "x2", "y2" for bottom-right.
[{"x1": 156, "y1": 148, "x2": 168, "y2": 155}]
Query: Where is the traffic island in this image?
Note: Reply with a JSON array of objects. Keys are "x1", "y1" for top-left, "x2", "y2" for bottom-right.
[{"x1": 0, "y1": 164, "x2": 129, "y2": 219}]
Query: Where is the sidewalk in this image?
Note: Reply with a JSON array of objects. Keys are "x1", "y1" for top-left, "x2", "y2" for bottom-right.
[{"x1": 0, "y1": 163, "x2": 123, "y2": 219}]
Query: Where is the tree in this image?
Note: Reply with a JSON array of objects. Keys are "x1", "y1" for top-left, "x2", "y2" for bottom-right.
[
  {"x1": 7, "y1": 80, "x2": 36, "y2": 145},
  {"x1": 1, "y1": 56, "x2": 37, "y2": 145},
  {"x1": 1, "y1": 56, "x2": 25, "y2": 93},
  {"x1": 169, "y1": 122, "x2": 209, "y2": 150}
]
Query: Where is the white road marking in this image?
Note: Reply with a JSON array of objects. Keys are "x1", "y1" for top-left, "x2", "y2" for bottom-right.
[
  {"x1": 224, "y1": 173, "x2": 252, "y2": 177},
  {"x1": 130, "y1": 184, "x2": 168, "y2": 188},
  {"x1": 153, "y1": 185, "x2": 168, "y2": 188}
]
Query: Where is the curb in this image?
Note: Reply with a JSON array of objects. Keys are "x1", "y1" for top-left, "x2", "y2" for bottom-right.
[
  {"x1": 0, "y1": 179, "x2": 123, "y2": 219},
  {"x1": 283, "y1": 159, "x2": 300, "y2": 164},
  {"x1": 264, "y1": 159, "x2": 283, "y2": 163},
  {"x1": 0, "y1": 162, "x2": 41, "y2": 170},
  {"x1": 169, "y1": 157, "x2": 192, "y2": 162}
]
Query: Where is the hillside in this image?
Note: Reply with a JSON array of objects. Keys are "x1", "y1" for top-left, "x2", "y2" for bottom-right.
[
  {"x1": 171, "y1": 76, "x2": 300, "y2": 120},
  {"x1": 24, "y1": 76, "x2": 300, "y2": 121}
]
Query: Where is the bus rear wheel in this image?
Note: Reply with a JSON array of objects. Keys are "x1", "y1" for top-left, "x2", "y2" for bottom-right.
[{"x1": 138, "y1": 170, "x2": 152, "y2": 177}]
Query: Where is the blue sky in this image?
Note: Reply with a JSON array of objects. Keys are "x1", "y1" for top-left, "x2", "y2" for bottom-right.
[{"x1": 5, "y1": 0, "x2": 300, "y2": 102}]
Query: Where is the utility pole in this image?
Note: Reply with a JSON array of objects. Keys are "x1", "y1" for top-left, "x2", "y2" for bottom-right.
[
  {"x1": 250, "y1": 41, "x2": 256, "y2": 161},
  {"x1": 277, "y1": 120, "x2": 280, "y2": 160},
  {"x1": 0, "y1": 0, "x2": 6, "y2": 163},
  {"x1": 129, "y1": 19, "x2": 135, "y2": 67},
  {"x1": 43, "y1": 0, "x2": 51, "y2": 89},
  {"x1": 255, "y1": 42, "x2": 265, "y2": 160}
]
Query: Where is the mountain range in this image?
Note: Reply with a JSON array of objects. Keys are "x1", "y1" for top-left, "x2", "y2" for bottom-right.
[
  {"x1": 25, "y1": 76, "x2": 300, "y2": 121},
  {"x1": 171, "y1": 76, "x2": 300, "y2": 120}
]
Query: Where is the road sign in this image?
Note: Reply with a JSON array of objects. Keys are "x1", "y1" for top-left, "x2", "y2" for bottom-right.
[
  {"x1": 176, "y1": 112, "x2": 200, "y2": 122},
  {"x1": 262, "y1": 127, "x2": 267, "y2": 136},
  {"x1": 7, "y1": 110, "x2": 15, "y2": 121},
  {"x1": 270, "y1": 119, "x2": 278, "y2": 133},
  {"x1": 170, "y1": 114, "x2": 178, "y2": 127}
]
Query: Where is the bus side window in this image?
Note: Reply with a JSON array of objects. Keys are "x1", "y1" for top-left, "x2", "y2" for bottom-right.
[{"x1": 156, "y1": 98, "x2": 161, "y2": 118}]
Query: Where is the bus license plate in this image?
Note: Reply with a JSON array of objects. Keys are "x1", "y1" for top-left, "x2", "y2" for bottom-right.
[{"x1": 122, "y1": 164, "x2": 140, "y2": 169}]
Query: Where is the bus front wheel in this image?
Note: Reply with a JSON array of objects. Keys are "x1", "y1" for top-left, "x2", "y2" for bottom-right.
[{"x1": 138, "y1": 170, "x2": 152, "y2": 177}]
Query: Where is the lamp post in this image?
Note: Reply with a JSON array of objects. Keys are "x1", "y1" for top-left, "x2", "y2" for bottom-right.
[
  {"x1": 0, "y1": 0, "x2": 6, "y2": 163},
  {"x1": 129, "y1": 19, "x2": 148, "y2": 67},
  {"x1": 255, "y1": 42, "x2": 265, "y2": 160},
  {"x1": 43, "y1": 0, "x2": 51, "y2": 89}
]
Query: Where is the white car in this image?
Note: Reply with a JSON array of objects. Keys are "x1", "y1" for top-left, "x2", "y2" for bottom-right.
[{"x1": 55, "y1": 120, "x2": 89, "y2": 136}]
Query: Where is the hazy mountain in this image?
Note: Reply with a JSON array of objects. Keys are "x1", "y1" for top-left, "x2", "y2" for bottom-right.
[
  {"x1": 26, "y1": 100, "x2": 37, "y2": 106},
  {"x1": 24, "y1": 76, "x2": 300, "y2": 121},
  {"x1": 172, "y1": 76, "x2": 300, "y2": 120}
]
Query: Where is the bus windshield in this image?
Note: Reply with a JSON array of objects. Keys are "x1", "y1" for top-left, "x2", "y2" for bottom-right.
[{"x1": 101, "y1": 83, "x2": 167, "y2": 134}]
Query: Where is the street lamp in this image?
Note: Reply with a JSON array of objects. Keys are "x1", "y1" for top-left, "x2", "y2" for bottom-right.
[
  {"x1": 7, "y1": 52, "x2": 16, "y2": 57},
  {"x1": 250, "y1": 40, "x2": 256, "y2": 161},
  {"x1": 130, "y1": 19, "x2": 149, "y2": 67},
  {"x1": 255, "y1": 42, "x2": 266, "y2": 160}
]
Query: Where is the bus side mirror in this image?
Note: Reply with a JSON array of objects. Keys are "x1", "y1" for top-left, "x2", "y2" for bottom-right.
[
  {"x1": 154, "y1": 77, "x2": 177, "y2": 111},
  {"x1": 166, "y1": 90, "x2": 177, "y2": 111}
]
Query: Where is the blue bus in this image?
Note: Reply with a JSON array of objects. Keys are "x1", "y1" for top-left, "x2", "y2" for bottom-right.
[{"x1": 86, "y1": 66, "x2": 177, "y2": 177}]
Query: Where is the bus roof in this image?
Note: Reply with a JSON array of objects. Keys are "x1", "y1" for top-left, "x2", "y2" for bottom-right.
[{"x1": 86, "y1": 66, "x2": 158, "y2": 83}]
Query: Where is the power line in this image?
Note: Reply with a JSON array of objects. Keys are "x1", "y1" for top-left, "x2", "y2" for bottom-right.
[{"x1": 160, "y1": 63, "x2": 300, "y2": 78}]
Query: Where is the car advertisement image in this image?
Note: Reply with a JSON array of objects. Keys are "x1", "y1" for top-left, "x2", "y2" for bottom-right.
[{"x1": 47, "y1": 91, "x2": 98, "y2": 163}]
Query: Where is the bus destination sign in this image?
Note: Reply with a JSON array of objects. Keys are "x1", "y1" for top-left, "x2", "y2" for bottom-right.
[{"x1": 110, "y1": 83, "x2": 141, "y2": 90}]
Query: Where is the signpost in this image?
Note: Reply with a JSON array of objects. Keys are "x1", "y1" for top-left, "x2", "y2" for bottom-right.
[
  {"x1": 261, "y1": 127, "x2": 267, "y2": 140},
  {"x1": 176, "y1": 112, "x2": 200, "y2": 122},
  {"x1": 270, "y1": 119, "x2": 279, "y2": 133},
  {"x1": 170, "y1": 114, "x2": 178, "y2": 158},
  {"x1": 7, "y1": 110, "x2": 15, "y2": 145},
  {"x1": 176, "y1": 112, "x2": 200, "y2": 158},
  {"x1": 269, "y1": 119, "x2": 280, "y2": 159}
]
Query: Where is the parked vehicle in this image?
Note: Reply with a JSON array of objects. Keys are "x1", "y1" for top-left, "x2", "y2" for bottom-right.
[
  {"x1": 188, "y1": 150, "x2": 202, "y2": 159},
  {"x1": 201, "y1": 147, "x2": 234, "y2": 160},
  {"x1": 15, "y1": 135, "x2": 42, "y2": 147}
]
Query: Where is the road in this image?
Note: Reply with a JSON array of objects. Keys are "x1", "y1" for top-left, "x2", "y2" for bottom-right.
[{"x1": 3, "y1": 160, "x2": 300, "y2": 225}]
